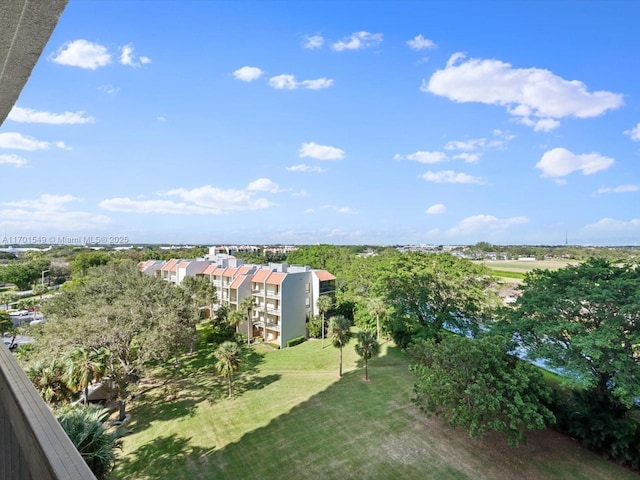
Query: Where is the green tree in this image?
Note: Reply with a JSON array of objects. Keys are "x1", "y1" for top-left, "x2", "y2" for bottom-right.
[
  {"x1": 63, "y1": 346, "x2": 110, "y2": 406},
  {"x1": 504, "y1": 258, "x2": 640, "y2": 410},
  {"x1": 410, "y1": 335, "x2": 554, "y2": 446},
  {"x1": 355, "y1": 330, "x2": 380, "y2": 380},
  {"x1": 316, "y1": 294, "x2": 333, "y2": 348},
  {"x1": 0, "y1": 291, "x2": 17, "y2": 309},
  {"x1": 32, "y1": 283, "x2": 48, "y2": 299},
  {"x1": 56, "y1": 404, "x2": 122, "y2": 480},
  {"x1": 0, "y1": 310, "x2": 18, "y2": 349},
  {"x1": 0, "y1": 261, "x2": 45, "y2": 290},
  {"x1": 38, "y1": 261, "x2": 199, "y2": 420},
  {"x1": 329, "y1": 315, "x2": 352, "y2": 377},
  {"x1": 27, "y1": 358, "x2": 74, "y2": 404},
  {"x1": 214, "y1": 341, "x2": 242, "y2": 398},
  {"x1": 367, "y1": 297, "x2": 386, "y2": 341},
  {"x1": 375, "y1": 252, "x2": 498, "y2": 346},
  {"x1": 70, "y1": 251, "x2": 112, "y2": 277},
  {"x1": 239, "y1": 296, "x2": 256, "y2": 344},
  {"x1": 181, "y1": 275, "x2": 217, "y2": 318}
]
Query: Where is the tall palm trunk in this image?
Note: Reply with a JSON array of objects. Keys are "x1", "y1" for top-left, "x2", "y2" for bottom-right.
[{"x1": 339, "y1": 346, "x2": 343, "y2": 377}]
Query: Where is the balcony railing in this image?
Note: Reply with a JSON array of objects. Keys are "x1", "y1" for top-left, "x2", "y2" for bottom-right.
[{"x1": 0, "y1": 344, "x2": 97, "y2": 480}]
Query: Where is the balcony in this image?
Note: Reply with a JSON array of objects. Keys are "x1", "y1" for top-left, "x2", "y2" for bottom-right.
[
  {"x1": 265, "y1": 291, "x2": 279, "y2": 298},
  {"x1": 0, "y1": 344, "x2": 96, "y2": 480}
]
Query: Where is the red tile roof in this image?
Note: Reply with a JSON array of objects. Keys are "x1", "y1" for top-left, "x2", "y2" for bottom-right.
[
  {"x1": 314, "y1": 270, "x2": 336, "y2": 281},
  {"x1": 161, "y1": 259, "x2": 180, "y2": 272},
  {"x1": 266, "y1": 272, "x2": 285, "y2": 285},
  {"x1": 251, "y1": 269, "x2": 271, "y2": 283},
  {"x1": 230, "y1": 275, "x2": 247, "y2": 289},
  {"x1": 203, "y1": 264, "x2": 217, "y2": 275}
]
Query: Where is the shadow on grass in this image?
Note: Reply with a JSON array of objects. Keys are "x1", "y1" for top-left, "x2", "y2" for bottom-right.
[
  {"x1": 127, "y1": 340, "x2": 278, "y2": 432},
  {"x1": 115, "y1": 433, "x2": 214, "y2": 480}
]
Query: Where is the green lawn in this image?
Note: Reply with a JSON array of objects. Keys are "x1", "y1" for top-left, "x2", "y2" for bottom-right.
[{"x1": 113, "y1": 336, "x2": 637, "y2": 480}]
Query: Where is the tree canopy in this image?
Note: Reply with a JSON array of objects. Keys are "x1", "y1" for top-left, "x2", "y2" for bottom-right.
[
  {"x1": 373, "y1": 252, "x2": 499, "y2": 346},
  {"x1": 505, "y1": 258, "x2": 640, "y2": 409},
  {"x1": 37, "y1": 261, "x2": 199, "y2": 419},
  {"x1": 410, "y1": 335, "x2": 554, "y2": 446}
]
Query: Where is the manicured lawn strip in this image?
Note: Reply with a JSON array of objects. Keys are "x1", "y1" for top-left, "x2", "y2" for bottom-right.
[
  {"x1": 491, "y1": 269, "x2": 527, "y2": 280},
  {"x1": 113, "y1": 336, "x2": 638, "y2": 480}
]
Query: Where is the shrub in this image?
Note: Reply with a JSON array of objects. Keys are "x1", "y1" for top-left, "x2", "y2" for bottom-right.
[
  {"x1": 307, "y1": 315, "x2": 322, "y2": 338},
  {"x1": 550, "y1": 387, "x2": 640, "y2": 469},
  {"x1": 286, "y1": 336, "x2": 305, "y2": 348}
]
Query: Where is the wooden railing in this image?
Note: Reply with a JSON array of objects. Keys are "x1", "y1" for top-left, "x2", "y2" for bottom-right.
[{"x1": 0, "y1": 345, "x2": 97, "y2": 480}]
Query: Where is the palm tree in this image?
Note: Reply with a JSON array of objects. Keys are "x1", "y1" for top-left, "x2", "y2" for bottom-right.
[
  {"x1": 355, "y1": 331, "x2": 380, "y2": 381},
  {"x1": 63, "y1": 346, "x2": 110, "y2": 405},
  {"x1": 214, "y1": 341, "x2": 242, "y2": 398},
  {"x1": 239, "y1": 296, "x2": 256, "y2": 345},
  {"x1": 317, "y1": 295, "x2": 333, "y2": 348},
  {"x1": 27, "y1": 359, "x2": 73, "y2": 404},
  {"x1": 56, "y1": 404, "x2": 122, "y2": 480},
  {"x1": 367, "y1": 297, "x2": 386, "y2": 341},
  {"x1": 329, "y1": 315, "x2": 352, "y2": 377}
]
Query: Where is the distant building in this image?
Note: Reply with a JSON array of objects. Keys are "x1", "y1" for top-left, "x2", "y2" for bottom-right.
[{"x1": 139, "y1": 255, "x2": 335, "y2": 348}]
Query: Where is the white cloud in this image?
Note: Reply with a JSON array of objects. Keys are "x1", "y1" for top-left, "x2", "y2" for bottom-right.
[
  {"x1": 426, "y1": 203, "x2": 446, "y2": 214},
  {"x1": 8, "y1": 106, "x2": 94, "y2": 124},
  {"x1": 407, "y1": 34, "x2": 436, "y2": 51},
  {"x1": 119, "y1": 44, "x2": 151, "y2": 67},
  {"x1": 292, "y1": 190, "x2": 308, "y2": 197},
  {"x1": 443, "y1": 131, "x2": 512, "y2": 162},
  {"x1": 247, "y1": 178, "x2": 282, "y2": 193},
  {"x1": 319, "y1": 204, "x2": 358, "y2": 215},
  {"x1": 300, "y1": 78, "x2": 334, "y2": 90},
  {"x1": 286, "y1": 164, "x2": 325, "y2": 173},
  {"x1": 303, "y1": 35, "x2": 324, "y2": 49},
  {"x1": 269, "y1": 74, "x2": 297, "y2": 89},
  {"x1": 536, "y1": 147, "x2": 614, "y2": 178},
  {"x1": 1, "y1": 194, "x2": 110, "y2": 231},
  {"x1": 0, "y1": 132, "x2": 67, "y2": 151},
  {"x1": 0, "y1": 154, "x2": 28, "y2": 168},
  {"x1": 304, "y1": 208, "x2": 314, "y2": 213},
  {"x1": 332, "y1": 31, "x2": 383, "y2": 51},
  {"x1": 337, "y1": 207, "x2": 357, "y2": 214},
  {"x1": 453, "y1": 153, "x2": 480, "y2": 163},
  {"x1": 233, "y1": 66, "x2": 264, "y2": 82},
  {"x1": 299, "y1": 142, "x2": 345, "y2": 160},
  {"x1": 435, "y1": 214, "x2": 528, "y2": 237},
  {"x1": 101, "y1": 182, "x2": 281, "y2": 215},
  {"x1": 99, "y1": 198, "x2": 212, "y2": 215},
  {"x1": 581, "y1": 218, "x2": 640, "y2": 237},
  {"x1": 424, "y1": 53, "x2": 623, "y2": 130},
  {"x1": 624, "y1": 122, "x2": 640, "y2": 141},
  {"x1": 419, "y1": 170, "x2": 486, "y2": 184},
  {"x1": 49, "y1": 39, "x2": 112, "y2": 69},
  {"x1": 593, "y1": 184, "x2": 638, "y2": 195},
  {"x1": 268, "y1": 74, "x2": 333, "y2": 90},
  {"x1": 398, "y1": 151, "x2": 447, "y2": 164},
  {"x1": 444, "y1": 139, "x2": 487, "y2": 151}
]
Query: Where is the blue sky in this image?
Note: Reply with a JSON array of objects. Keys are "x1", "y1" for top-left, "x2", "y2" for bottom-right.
[{"x1": 1, "y1": 0, "x2": 639, "y2": 246}]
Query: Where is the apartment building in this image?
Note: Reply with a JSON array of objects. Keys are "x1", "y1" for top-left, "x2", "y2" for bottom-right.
[{"x1": 139, "y1": 256, "x2": 336, "y2": 348}]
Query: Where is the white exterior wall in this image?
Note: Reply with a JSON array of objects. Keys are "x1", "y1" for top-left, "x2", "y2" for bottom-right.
[
  {"x1": 279, "y1": 272, "x2": 311, "y2": 347},
  {"x1": 177, "y1": 261, "x2": 211, "y2": 284}
]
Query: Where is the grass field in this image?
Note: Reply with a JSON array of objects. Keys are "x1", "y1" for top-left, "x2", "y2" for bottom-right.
[
  {"x1": 112, "y1": 336, "x2": 637, "y2": 480},
  {"x1": 481, "y1": 259, "x2": 578, "y2": 273}
]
